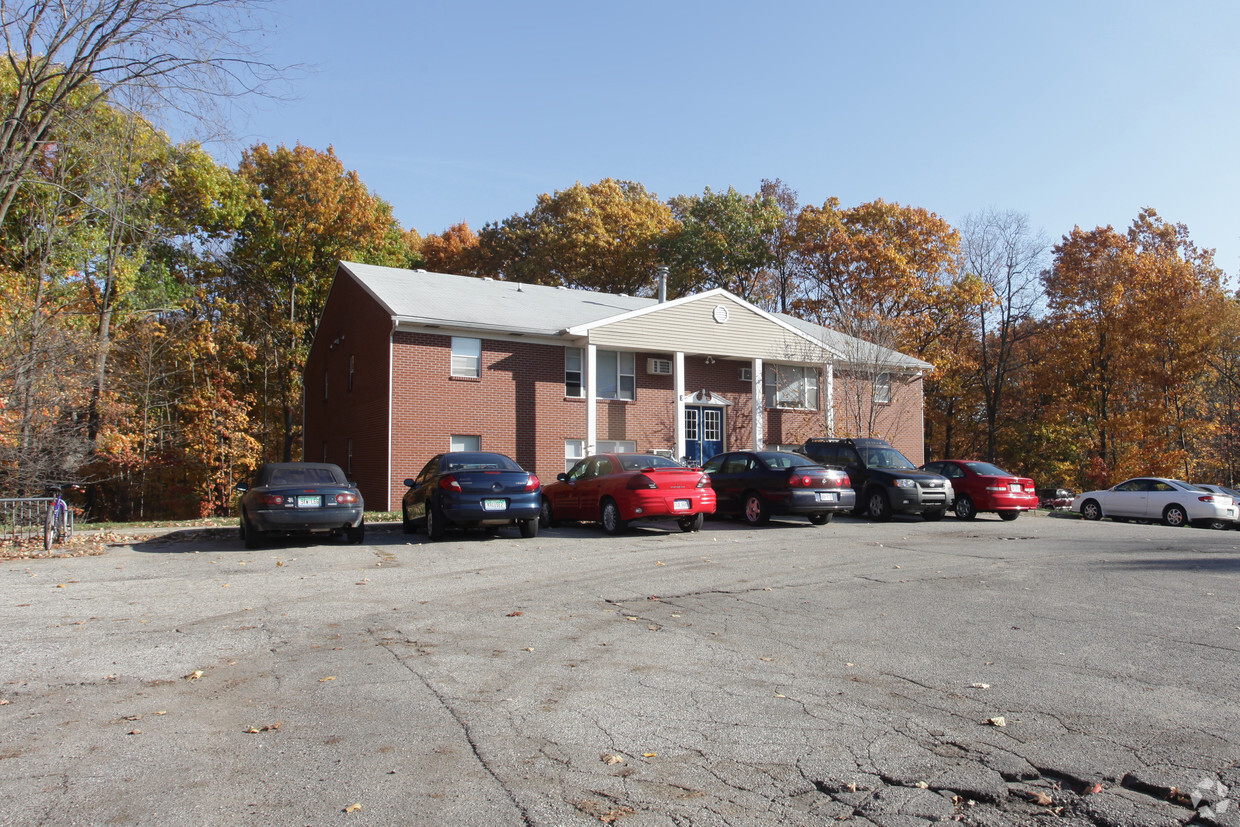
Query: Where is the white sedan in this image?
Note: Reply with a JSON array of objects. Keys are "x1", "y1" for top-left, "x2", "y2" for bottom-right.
[{"x1": 1072, "y1": 477, "x2": 1237, "y2": 527}]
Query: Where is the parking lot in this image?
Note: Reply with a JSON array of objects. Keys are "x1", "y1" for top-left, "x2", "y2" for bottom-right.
[{"x1": 3, "y1": 512, "x2": 1239, "y2": 826}]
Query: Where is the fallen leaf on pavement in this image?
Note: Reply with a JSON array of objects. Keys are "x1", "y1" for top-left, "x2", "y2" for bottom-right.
[
  {"x1": 507, "y1": 611, "x2": 523, "y2": 616},
  {"x1": 642, "y1": 752, "x2": 657, "y2": 758},
  {"x1": 244, "y1": 721, "x2": 282, "y2": 733},
  {"x1": 986, "y1": 716, "x2": 1007, "y2": 727},
  {"x1": 344, "y1": 803, "x2": 362, "y2": 813},
  {"x1": 185, "y1": 670, "x2": 203, "y2": 681},
  {"x1": 319, "y1": 676, "x2": 336, "y2": 682},
  {"x1": 970, "y1": 683, "x2": 991, "y2": 689},
  {"x1": 1020, "y1": 790, "x2": 1054, "y2": 806},
  {"x1": 1082, "y1": 783, "x2": 1103, "y2": 795},
  {"x1": 600, "y1": 753, "x2": 624, "y2": 765}
]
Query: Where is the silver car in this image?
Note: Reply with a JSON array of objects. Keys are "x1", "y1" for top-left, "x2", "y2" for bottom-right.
[{"x1": 1072, "y1": 477, "x2": 1236, "y2": 528}]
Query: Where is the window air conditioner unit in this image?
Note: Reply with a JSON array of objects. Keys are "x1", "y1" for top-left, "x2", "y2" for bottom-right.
[
  {"x1": 738, "y1": 367, "x2": 752, "y2": 382},
  {"x1": 647, "y1": 358, "x2": 673, "y2": 375}
]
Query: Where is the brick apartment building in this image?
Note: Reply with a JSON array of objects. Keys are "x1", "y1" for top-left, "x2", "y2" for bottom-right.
[{"x1": 304, "y1": 262, "x2": 932, "y2": 510}]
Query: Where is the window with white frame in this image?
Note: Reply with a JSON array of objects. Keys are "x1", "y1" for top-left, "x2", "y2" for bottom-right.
[
  {"x1": 451, "y1": 337, "x2": 481, "y2": 377},
  {"x1": 450, "y1": 435, "x2": 480, "y2": 451},
  {"x1": 763, "y1": 365, "x2": 819, "y2": 410},
  {"x1": 598, "y1": 439, "x2": 636, "y2": 453},
  {"x1": 874, "y1": 372, "x2": 892, "y2": 404},
  {"x1": 565, "y1": 347, "x2": 583, "y2": 397},
  {"x1": 564, "y1": 439, "x2": 585, "y2": 472},
  {"x1": 597, "y1": 350, "x2": 635, "y2": 400}
]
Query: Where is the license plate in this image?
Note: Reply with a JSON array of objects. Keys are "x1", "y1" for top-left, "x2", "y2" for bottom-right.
[
  {"x1": 297, "y1": 495, "x2": 321, "y2": 508},
  {"x1": 482, "y1": 499, "x2": 506, "y2": 511},
  {"x1": 816, "y1": 491, "x2": 837, "y2": 502},
  {"x1": 673, "y1": 499, "x2": 691, "y2": 511},
  {"x1": 1009, "y1": 483, "x2": 1022, "y2": 492}
]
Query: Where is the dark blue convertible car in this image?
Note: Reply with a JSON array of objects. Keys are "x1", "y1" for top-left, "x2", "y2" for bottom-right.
[{"x1": 237, "y1": 462, "x2": 365, "y2": 549}]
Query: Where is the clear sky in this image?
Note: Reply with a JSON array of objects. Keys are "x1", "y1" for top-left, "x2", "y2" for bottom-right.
[{"x1": 221, "y1": 0, "x2": 1240, "y2": 278}]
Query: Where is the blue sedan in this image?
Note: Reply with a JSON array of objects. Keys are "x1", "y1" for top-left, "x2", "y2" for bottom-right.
[{"x1": 402, "y1": 452, "x2": 541, "y2": 540}]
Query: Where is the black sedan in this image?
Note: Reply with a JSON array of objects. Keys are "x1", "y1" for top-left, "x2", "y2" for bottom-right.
[
  {"x1": 701, "y1": 450, "x2": 856, "y2": 525},
  {"x1": 402, "y1": 451, "x2": 541, "y2": 540},
  {"x1": 236, "y1": 462, "x2": 364, "y2": 549}
]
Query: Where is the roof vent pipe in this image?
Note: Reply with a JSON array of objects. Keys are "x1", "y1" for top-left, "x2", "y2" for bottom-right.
[{"x1": 656, "y1": 265, "x2": 668, "y2": 303}]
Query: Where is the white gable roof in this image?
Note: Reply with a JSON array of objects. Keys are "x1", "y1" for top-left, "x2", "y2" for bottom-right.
[{"x1": 337, "y1": 261, "x2": 932, "y2": 371}]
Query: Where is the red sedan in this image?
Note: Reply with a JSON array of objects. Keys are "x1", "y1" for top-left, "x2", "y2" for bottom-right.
[
  {"x1": 920, "y1": 460, "x2": 1038, "y2": 521},
  {"x1": 540, "y1": 453, "x2": 716, "y2": 534}
]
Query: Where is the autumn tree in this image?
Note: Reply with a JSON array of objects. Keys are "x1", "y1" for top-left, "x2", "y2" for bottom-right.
[
  {"x1": 1044, "y1": 209, "x2": 1223, "y2": 484},
  {"x1": 0, "y1": 0, "x2": 281, "y2": 227},
  {"x1": 421, "y1": 222, "x2": 479, "y2": 274},
  {"x1": 227, "y1": 142, "x2": 414, "y2": 462},
  {"x1": 758, "y1": 178, "x2": 802, "y2": 313},
  {"x1": 661, "y1": 185, "x2": 784, "y2": 306},
  {"x1": 475, "y1": 179, "x2": 675, "y2": 295}
]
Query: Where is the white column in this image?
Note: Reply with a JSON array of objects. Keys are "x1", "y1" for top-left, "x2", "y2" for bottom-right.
[
  {"x1": 825, "y1": 361, "x2": 835, "y2": 436},
  {"x1": 674, "y1": 351, "x2": 686, "y2": 461},
  {"x1": 752, "y1": 358, "x2": 764, "y2": 450},
  {"x1": 586, "y1": 344, "x2": 598, "y2": 455}
]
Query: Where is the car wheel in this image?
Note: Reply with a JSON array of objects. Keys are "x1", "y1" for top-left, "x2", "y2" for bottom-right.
[
  {"x1": 955, "y1": 495, "x2": 977, "y2": 521},
  {"x1": 402, "y1": 504, "x2": 416, "y2": 534},
  {"x1": 1080, "y1": 499, "x2": 1102, "y2": 521},
  {"x1": 1207, "y1": 518, "x2": 1230, "y2": 530},
  {"x1": 426, "y1": 500, "x2": 445, "y2": 541},
  {"x1": 538, "y1": 497, "x2": 555, "y2": 529},
  {"x1": 1162, "y1": 504, "x2": 1188, "y2": 528},
  {"x1": 345, "y1": 520, "x2": 365, "y2": 544},
  {"x1": 808, "y1": 513, "x2": 833, "y2": 525},
  {"x1": 601, "y1": 498, "x2": 627, "y2": 535},
  {"x1": 923, "y1": 508, "x2": 945, "y2": 522},
  {"x1": 678, "y1": 512, "x2": 705, "y2": 532},
  {"x1": 519, "y1": 517, "x2": 538, "y2": 538},
  {"x1": 241, "y1": 511, "x2": 262, "y2": 550},
  {"x1": 998, "y1": 510, "x2": 1020, "y2": 522},
  {"x1": 867, "y1": 488, "x2": 892, "y2": 522},
  {"x1": 743, "y1": 492, "x2": 770, "y2": 526}
]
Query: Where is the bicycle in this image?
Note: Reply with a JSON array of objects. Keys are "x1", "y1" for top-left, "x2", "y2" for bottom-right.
[{"x1": 43, "y1": 484, "x2": 75, "y2": 552}]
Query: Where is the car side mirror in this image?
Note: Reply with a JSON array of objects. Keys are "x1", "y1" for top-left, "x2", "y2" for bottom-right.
[
  {"x1": 403, "y1": 478, "x2": 415, "y2": 487},
  {"x1": 557, "y1": 473, "x2": 568, "y2": 482},
  {"x1": 236, "y1": 482, "x2": 249, "y2": 493}
]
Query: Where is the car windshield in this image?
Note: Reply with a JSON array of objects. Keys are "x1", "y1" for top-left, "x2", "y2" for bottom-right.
[
  {"x1": 963, "y1": 462, "x2": 1014, "y2": 477},
  {"x1": 757, "y1": 452, "x2": 817, "y2": 469},
  {"x1": 617, "y1": 454, "x2": 684, "y2": 470},
  {"x1": 443, "y1": 453, "x2": 521, "y2": 472},
  {"x1": 858, "y1": 445, "x2": 916, "y2": 470}
]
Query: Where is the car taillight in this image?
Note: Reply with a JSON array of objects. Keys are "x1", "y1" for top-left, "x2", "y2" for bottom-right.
[
  {"x1": 696, "y1": 474, "x2": 710, "y2": 489},
  {"x1": 1201, "y1": 495, "x2": 1222, "y2": 503},
  {"x1": 259, "y1": 494, "x2": 284, "y2": 506},
  {"x1": 627, "y1": 474, "x2": 657, "y2": 490},
  {"x1": 788, "y1": 472, "x2": 816, "y2": 487},
  {"x1": 438, "y1": 475, "x2": 462, "y2": 492},
  {"x1": 335, "y1": 492, "x2": 358, "y2": 505},
  {"x1": 524, "y1": 474, "x2": 540, "y2": 492}
]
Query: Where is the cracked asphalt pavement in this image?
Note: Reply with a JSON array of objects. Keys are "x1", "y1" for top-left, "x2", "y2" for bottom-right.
[{"x1": 3, "y1": 512, "x2": 1239, "y2": 826}]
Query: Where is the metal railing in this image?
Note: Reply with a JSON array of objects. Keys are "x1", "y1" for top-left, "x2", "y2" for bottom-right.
[{"x1": 0, "y1": 497, "x2": 54, "y2": 547}]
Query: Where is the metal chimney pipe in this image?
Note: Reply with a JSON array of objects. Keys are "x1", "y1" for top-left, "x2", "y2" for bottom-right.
[{"x1": 656, "y1": 265, "x2": 668, "y2": 303}]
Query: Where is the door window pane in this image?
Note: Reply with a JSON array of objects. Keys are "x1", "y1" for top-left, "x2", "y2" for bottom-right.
[
  {"x1": 685, "y1": 408, "x2": 699, "y2": 441},
  {"x1": 703, "y1": 409, "x2": 722, "y2": 441}
]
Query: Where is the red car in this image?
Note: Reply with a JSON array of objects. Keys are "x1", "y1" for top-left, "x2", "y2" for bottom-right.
[
  {"x1": 920, "y1": 460, "x2": 1038, "y2": 521},
  {"x1": 540, "y1": 453, "x2": 716, "y2": 534}
]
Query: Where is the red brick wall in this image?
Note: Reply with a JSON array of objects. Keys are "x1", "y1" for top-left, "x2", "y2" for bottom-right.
[
  {"x1": 304, "y1": 273, "x2": 392, "y2": 507},
  {"x1": 831, "y1": 370, "x2": 926, "y2": 464}
]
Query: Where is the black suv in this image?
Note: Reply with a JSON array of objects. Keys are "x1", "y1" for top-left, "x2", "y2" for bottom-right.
[{"x1": 800, "y1": 437, "x2": 954, "y2": 521}]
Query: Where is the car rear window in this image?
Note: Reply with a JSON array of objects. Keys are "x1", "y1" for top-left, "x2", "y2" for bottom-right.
[
  {"x1": 268, "y1": 467, "x2": 343, "y2": 486},
  {"x1": 757, "y1": 452, "x2": 817, "y2": 469},
  {"x1": 963, "y1": 462, "x2": 1014, "y2": 477},
  {"x1": 443, "y1": 453, "x2": 521, "y2": 472},
  {"x1": 617, "y1": 454, "x2": 683, "y2": 470}
]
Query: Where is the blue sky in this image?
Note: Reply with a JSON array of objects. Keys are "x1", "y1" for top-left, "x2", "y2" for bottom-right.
[{"x1": 223, "y1": 0, "x2": 1239, "y2": 277}]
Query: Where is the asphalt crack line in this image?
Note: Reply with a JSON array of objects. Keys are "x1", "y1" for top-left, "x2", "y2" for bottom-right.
[{"x1": 371, "y1": 628, "x2": 534, "y2": 826}]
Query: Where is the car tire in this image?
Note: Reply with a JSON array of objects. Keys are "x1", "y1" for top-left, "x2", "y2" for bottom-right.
[
  {"x1": 538, "y1": 497, "x2": 555, "y2": 529},
  {"x1": 923, "y1": 508, "x2": 945, "y2": 522},
  {"x1": 1080, "y1": 499, "x2": 1102, "y2": 521},
  {"x1": 519, "y1": 517, "x2": 538, "y2": 538},
  {"x1": 866, "y1": 488, "x2": 892, "y2": 522},
  {"x1": 241, "y1": 511, "x2": 262, "y2": 550},
  {"x1": 998, "y1": 510, "x2": 1020, "y2": 522},
  {"x1": 678, "y1": 512, "x2": 705, "y2": 532},
  {"x1": 402, "y1": 505, "x2": 416, "y2": 534},
  {"x1": 955, "y1": 495, "x2": 977, "y2": 521},
  {"x1": 808, "y1": 513, "x2": 833, "y2": 525},
  {"x1": 601, "y1": 498, "x2": 627, "y2": 535},
  {"x1": 743, "y1": 492, "x2": 770, "y2": 526},
  {"x1": 1162, "y1": 504, "x2": 1189, "y2": 528},
  {"x1": 1206, "y1": 518, "x2": 1230, "y2": 530},
  {"x1": 426, "y1": 500, "x2": 445, "y2": 541},
  {"x1": 346, "y1": 520, "x2": 365, "y2": 544}
]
